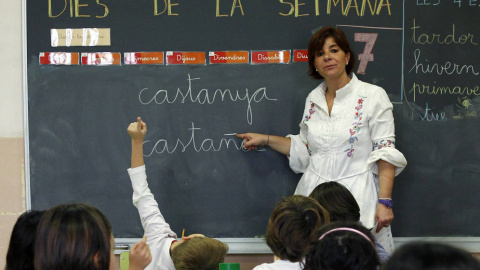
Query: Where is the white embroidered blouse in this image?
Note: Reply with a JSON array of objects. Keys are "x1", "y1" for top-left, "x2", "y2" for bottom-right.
[{"x1": 288, "y1": 73, "x2": 407, "y2": 228}]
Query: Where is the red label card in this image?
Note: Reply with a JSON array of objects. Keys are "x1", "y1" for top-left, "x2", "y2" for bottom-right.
[
  {"x1": 251, "y1": 50, "x2": 291, "y2": 64},
  {"x1": 293, "y1": 49, "x2": 308, "y2": 62},
  {"x1": 209, "y1": 51, "x2": 249, "y2": 64},
  {"x1": 166, "y1": 52, "x2": 206, "y2": 65},
  {"x1": 39, "y1": 52, "x2": 79, "y2": 65},
  {"x1": 124, "y1": 52, "x2": 164, "y2": 65},
  {"x1": 81, "y1": 52, "x2": 121, "y2": 65}
]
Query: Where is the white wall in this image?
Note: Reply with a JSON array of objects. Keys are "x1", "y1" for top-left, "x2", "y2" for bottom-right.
[
  {"x1": 0, "y1": 0, "x2": 25, "y2": 268},
  {"x1": 0, "y1": 0, "x2": 24, "y2": 137}
]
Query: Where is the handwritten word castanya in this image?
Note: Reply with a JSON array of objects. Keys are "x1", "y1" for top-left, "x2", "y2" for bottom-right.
[
  {"x1": 138, "y1": 74, "x2": 277, "y2": 125},
  {"x1": 144, "y1": 122, "x2": 244, "y2": 155}
]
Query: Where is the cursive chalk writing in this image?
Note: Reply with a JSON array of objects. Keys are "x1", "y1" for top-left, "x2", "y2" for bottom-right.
[
  {"x1": 138, "y1": 74, "x2": 277, "y2": 125},
  {"x1": 408, "y1": 82, "x2": 480, "y2": 102},
  {"x1": 144, "y1": 122, "x2": 244, "y2": 155},
  {"x1": 419, "y1": 103, "x2": 447, "y2": 121},
  {"x1": 408, "y1": 49, "x2": 479, "y2": 75}
]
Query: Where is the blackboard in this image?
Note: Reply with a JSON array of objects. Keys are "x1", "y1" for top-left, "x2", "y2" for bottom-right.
[{"x1": 26, "y1": 0, "x2": 479, "y2": 242}]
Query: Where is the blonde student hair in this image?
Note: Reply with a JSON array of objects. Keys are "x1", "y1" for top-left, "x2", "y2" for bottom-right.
[{"x1": 171, "y1": 237, "x2": 229, "y2": 270}]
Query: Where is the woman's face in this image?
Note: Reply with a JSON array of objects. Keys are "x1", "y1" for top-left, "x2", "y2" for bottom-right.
[{"x1": 314, "y1": 37, "x2": 350, "y2": 81}]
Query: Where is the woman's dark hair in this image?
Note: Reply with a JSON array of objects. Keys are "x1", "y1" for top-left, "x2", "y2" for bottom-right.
[
  {"x1": 305, "y1": 221, "x2": 380, "y2": 270},
  {"x1": 5, "y1": 210, "x2": 45, "y2": 270},
  {"x1": 309, "y1": 182, "x2": 360, "y2": 222},
  {"x1": 307, "y1": 26, "x2": 356, "y2": 80},
  {"x1": 265, "y1": 195, "x2": 329, "y2": 262},
  {"x1": 34, "y1": 203, "x2": 113, "y2": 270},
  {"x1": 382, "y1": 242, "x2": 480, "y2": 270}
]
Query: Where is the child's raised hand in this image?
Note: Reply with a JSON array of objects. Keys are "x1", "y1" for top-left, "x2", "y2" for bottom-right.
[
  {"x1": 128, "y1": 235, "x2": 152, "y2": 270},
  {"x1": 127, "y1": 117, "x2": 147, "y2": 141}
]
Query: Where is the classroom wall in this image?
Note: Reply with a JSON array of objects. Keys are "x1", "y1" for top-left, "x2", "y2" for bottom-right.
[
  {"x1": 0, "y1": 1, "x2": 270, "y2": 269},
  {"x1": 0, "y1": 0, "x2": 26, "y2": 268}
]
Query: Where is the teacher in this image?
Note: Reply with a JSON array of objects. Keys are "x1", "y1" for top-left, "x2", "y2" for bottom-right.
[{"x1": 237, "y1": 26, "x2": 407, "y2": 232}]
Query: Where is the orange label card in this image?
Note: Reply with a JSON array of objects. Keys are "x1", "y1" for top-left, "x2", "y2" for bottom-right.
[
  {"x1": 209, "y1": 51, "x2": 249, "y2": 64},
  {"x1": 124, "y1": 52, "x2": 164, "y2": 65},
  {"x1": 251, "y1": 50, "x2": 291, "y2": 64},
  {"x1": 81, "y1": 52, "x2": 121, "y2": 65},
  {"x1": 39, "y1": 52, "x2": 79, "y2": 65},
  {"x1": 166, "y1": 52, "x2": 206, "y2": 65},
  {"x1": 293, "y1": 50, "x2": 308, "y2": 62}
]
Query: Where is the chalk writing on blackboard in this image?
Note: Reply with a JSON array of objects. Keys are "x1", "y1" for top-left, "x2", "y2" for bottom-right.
[
  {"x1": 138, "y1": 74, "x2": 278, "y2": 125},
  {"x1": 144, "y1": 122, "x2": 243, "y2": 155}
]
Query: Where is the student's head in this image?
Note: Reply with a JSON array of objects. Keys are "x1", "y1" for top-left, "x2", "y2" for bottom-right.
[
  {"x1": 5, "y1": 210, "x2": 45, "y2": 270},
  {"x1": 307, "y1": 26, "x2": 356, "y2": 80},
  {"x1": 34, "y1": 203, "x2": 115, "y2": 270},
  {"x1": 171, "y1": 235, "x2": 229, "y2": 270},
  {"x1": 309, "y1": 182, "x2": 360, "y2": 222},
  {"x1": 305, "y1": 221, "x2": 380, "y2": 270},
  {"x1": 382, "y1": 242, "x2": 480, "y2": 270},
  {"x1": 265, "y1": 195, "x2": 330, "y2": 262}
]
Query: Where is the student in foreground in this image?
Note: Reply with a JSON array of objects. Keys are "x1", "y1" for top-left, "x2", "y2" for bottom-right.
[
  {"x1": 33, "y1": 203, "x2": 151, "y2": 270},
  {"x1": 127, "y1": 117, "x2": 229, "y2": 270},
  {"x1": 5, "y1": 210, "x2": 45, "y2": 270},
  {"x1": 382, "y1": 242, "x2": 480, "y2": 270},
  {"x1": 253, "y1": 195, "x2": 329, "y2": 270},
  {"x1": 308, "y1": 182, "x2": 390, "y2": 262},
  {"x1": 304, "y1": 221, "x2": 380, "y2": 270}
]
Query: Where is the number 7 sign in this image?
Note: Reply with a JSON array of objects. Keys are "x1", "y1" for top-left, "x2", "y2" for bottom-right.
[{"x1": 354, "y1": 33, "x2": 378, "y2": 74}]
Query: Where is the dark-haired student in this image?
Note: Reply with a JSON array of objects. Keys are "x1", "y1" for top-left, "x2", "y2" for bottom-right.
[
  {"x1": 5, "y1": 210, "x2": 45, "y2": 270},
  {"x1": 33, "y1": 203, "x2": 151, "y2": 270},
  {"x1": 382, "y1": 242, "x2": 480, "y2": 270},
  {"x1": 308, "y1": 181, "x2": 390, "y2": 262},
  {"x1": 304, "y1": 221, "x2": 380, "y2": 270},
  {"x1": 127, "y1": 117, "x2": 229, "y2": 270},
  {"x1": 252, "y1": 195, "x2": 329, "y2": 270}
]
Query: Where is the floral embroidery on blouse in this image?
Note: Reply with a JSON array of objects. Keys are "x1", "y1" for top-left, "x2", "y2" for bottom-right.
[
  {"x1": 373, "y1": 140, "x2": 395, "y2": 150},
  {"x1": 306, "y1": 143, "x2": 312, "y2": 156},
  {"x1": 304, "y1": 102, "x2": 316, "y2": 122},
  {"x1": 345, "y1": 96, "x2": 367, "y2": 158}
]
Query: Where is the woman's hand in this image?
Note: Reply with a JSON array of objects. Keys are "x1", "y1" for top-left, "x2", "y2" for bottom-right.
[
  {"x1": 376, "y1": 160, "x2": 395, "y2": 232},
  {"x1": 236, "y1": 133, "x2": 292, "y2": 156},
  {"x1": 375, "y1": 204, "x2": 394, "y2": 233},
  {"x1": 236, "y1": 133, "x2": 268, "y2": 150}
]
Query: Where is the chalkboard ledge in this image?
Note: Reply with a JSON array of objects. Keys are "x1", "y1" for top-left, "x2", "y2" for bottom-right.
[
  {"x1": 114, "y1": 238, "x2": 270, "y2": 254},
  {"x1": 114, "y1": 237, "x2": 480, "y2": 254}
]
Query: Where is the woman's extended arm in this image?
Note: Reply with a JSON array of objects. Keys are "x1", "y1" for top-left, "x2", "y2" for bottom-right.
[{"x1": 236, "y1": 133, "x2": 291, "y2": 156}]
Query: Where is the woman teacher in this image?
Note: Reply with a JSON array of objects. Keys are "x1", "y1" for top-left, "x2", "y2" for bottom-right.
[{"x1": 237, "y1": 26, "x2": 407, "y2": 233}]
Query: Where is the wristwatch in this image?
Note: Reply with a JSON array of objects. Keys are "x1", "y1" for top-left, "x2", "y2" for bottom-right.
[{"x1": 378, "y1": 198, "x2": 393, "y2": 208}]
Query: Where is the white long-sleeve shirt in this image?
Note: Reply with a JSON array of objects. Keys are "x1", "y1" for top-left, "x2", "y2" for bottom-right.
[
  {"x1": 128, "y1": 165, "x2": 177, "y2": 270},
  {"x1": 253, "y1": 259, "x2": 304, "y2": 270},
  {"x1": 289, "y1": 74, "x2": 407, "y2": 229}
]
